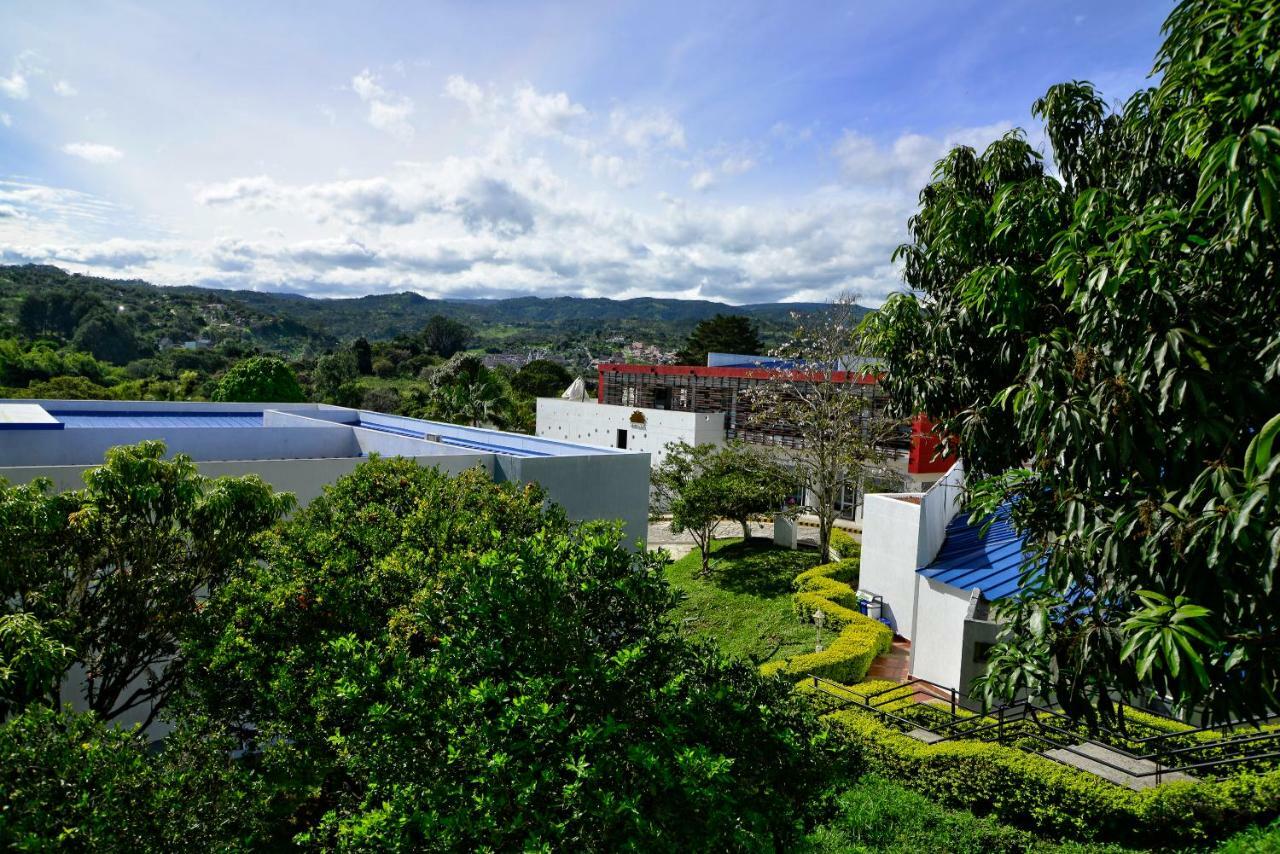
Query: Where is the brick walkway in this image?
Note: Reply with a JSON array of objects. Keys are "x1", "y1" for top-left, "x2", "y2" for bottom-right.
[{"x1": 866, "y1": 637, "x2": 911, "y2": 682}]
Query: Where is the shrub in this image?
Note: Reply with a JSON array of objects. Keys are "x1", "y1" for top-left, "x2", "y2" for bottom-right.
[
  {"x1": 764, "y1": 553, "x2": 891, "y2": 685},
  {"x1": 211, "y1": 355, "x2": 304, "y2": 403},
  {"x1": 818, "y1": 700, "x2": 1280, "y2": 846},
  {"x1": 829, "y1": 528, "x2": 859, "y2": 561}
]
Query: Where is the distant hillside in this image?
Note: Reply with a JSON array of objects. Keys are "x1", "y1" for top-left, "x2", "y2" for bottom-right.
[{"x1": 0, "y1": 264, "x2": 867, "y2": 359}]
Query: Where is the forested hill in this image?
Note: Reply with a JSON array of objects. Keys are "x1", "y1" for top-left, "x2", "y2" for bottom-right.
[{"x1": 0, "y1": 264, "x2": 854, "y2": 356}]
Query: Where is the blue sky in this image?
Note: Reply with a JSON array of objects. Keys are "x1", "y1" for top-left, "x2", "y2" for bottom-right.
[{"x1": 0, "y1": 1, "x2": 1169, "y2": 304}]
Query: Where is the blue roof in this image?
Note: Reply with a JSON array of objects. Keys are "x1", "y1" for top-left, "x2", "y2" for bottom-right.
[
  {"x1": 49, "y1": 410, "x2": 264, "y2": 429},
  {"x1": 916, "y1": 509, "x2": 1041, "y2": 600}
]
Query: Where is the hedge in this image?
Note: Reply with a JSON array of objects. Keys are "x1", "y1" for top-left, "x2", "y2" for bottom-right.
[
  {"x1": 762, "y1": 555, "x2": 892, "y2": 685},
  {"x1": 829, "y1": 528, "x2": 858, "y2": 561},
  {"x1": 803, "y1": 683, "x2": 1280, "y2": 846}
]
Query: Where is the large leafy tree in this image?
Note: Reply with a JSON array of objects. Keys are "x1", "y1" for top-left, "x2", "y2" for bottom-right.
[
  {"x1": 0, "y1": 442, "x2": 292, "y2": 726},
  {"x1": 420, "y1": 313, "x2": 471, "y2": 358},
  {"x1": 676, "y1": 313, "x2": 764, "y2": 366},
  {"x1": 511, "y1": 358, "x2": 573, "y2": 398},
  {"x1": 211, "y1": 355, "x2": 305, "y2": 403},
  {"x1": 867, "y1": 0, "x2": 1280, "y2": 723},
  {"x1": 180, "y1": 458, "x2": 834, "y2": 849}
]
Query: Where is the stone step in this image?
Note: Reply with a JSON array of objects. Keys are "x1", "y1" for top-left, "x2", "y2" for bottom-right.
[
  {"x1": 1042, "y1": 742, "x2": 1197, "y2": 790},
  {"x1": 906, "y1": 728, "x2": 944, "y2": 744}
]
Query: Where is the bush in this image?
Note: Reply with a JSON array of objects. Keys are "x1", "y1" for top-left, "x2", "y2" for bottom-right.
[
  {"x1": 819, "y1": 700, "x2": 1280, "y2": 846},
  {"x1": 763, "y1": 554, "x2": 891, "y2": 684},
  {"x1": 211, "y1": 355, "x2": 304, "y2": 403},
  {"x1": 829, "y1": 528, "x2": 859, "y2": 561},
  {"x1": 0, "y1": 706, "x2": 261, "y2": 849}
]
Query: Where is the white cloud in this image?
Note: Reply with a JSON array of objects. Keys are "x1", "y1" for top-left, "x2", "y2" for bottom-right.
[
  {"x1": 0, "y1": 112, "x2": 11, "y2": 127},
  {"x1": 62, "y1": 142, "x2": 125, "y2": 163},
  {"x1": 833, "y1": 122, "x2": 1013, "y2": 187},
  {"x1": 443, "y1": 74, "x2": 487, "y2": 115},
  {"x1": 445, "y1": 75, "x2": 586, "y2": 139},
  {"x1": 690, "y1": 170, "x2": 715, "y2": 192},
  {"x1": 513, "y1": 83, "x2": 585, "y2": 135},
  {"x1": 53, "y1": 79, "x2": 77, "y2": 97},
  {"x1": 610, "y1": 107, "x2": 685, "y2": 150},
  {"x1": 351, "y1": 68, "x2": 414, "y2": 140},
  {"x1": 0, "y1": 70, "x2": 27, "y2": 100},
  {"x1": 589, "y1": 154, "x2": 638, "y2": 189},
  {"x1": 720, "y1": 155, "x2": 755, "y2": 175}
]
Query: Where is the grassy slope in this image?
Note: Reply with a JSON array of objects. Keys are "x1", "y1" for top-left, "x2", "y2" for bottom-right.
[{"x1": 663, "y1": 538, "x2": 820, "y2": 667}]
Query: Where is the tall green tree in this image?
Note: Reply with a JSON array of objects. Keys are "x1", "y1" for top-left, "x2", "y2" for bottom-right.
[
  {"x1": 180, "y1": 458, "x2": 835, "y2": 849},
  {"x1": 511, "y1": 358, "x2": 572, "y2": 398},
  {"x1": 71, "y1": 308, "x2": 143, "y2": 366},
  {"x1": 866, "y1": 0, "x2": 1280, "y2": 723},
  {"x1": 420, "y1": 314, "x2": 471, "y2": 358},
  {"x1": 211, "y1": 355, "x2": 305, "y2": 403},
  {"x1": 676, "y1": 313, "x2": 764, "y2": 366},
  {"x1": 351, "y1": 336, "x2": 373, "y2": 375},
  {"x1": 0, "y1": 442, "x2": 292, "y2": 726}
]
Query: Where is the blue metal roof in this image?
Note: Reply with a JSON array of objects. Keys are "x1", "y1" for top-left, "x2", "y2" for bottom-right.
[
  {"x1": 356, "y1": 418, "x2": 551, "y2": 458},
  {"x1": 49, "y1": 410, "x2": 264, "y2": 429},
  {"x1": 916, "y1": 509, "x2": 1041, "y2": 600}
]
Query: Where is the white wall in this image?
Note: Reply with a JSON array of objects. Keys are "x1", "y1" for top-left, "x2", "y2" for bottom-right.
[
  {"x1": 858, "y1": 493, "x2": 925, "y2": 639},
  {"x1": 536, "y1": 398, "x2": 725, "y2": 467},
  {"x1": 908, "y1": 577, "x2": 973, "y2": 689},
  {"x1": 916, "y1": 461, "x2": 965, "y2": 566}
]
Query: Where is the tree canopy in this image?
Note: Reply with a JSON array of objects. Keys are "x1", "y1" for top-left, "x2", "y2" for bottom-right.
[
  {"x1": 175, "y1": 457, "x2": 833, "y2": 848},
  {"x1": 866, "y1": 0, "x2": 1280, "y2": 723},
  {"x1": 675, "y1": 313, "x2": 764, "y2": 366},
  {"x1": 211, "y1": 355, "x2": 305, "y2": 403},
  {"x1": 420, "y1": 314, "x2": 471, "y2": 358},
  {"x1": 511, "y1": 358, "x2": 573, "y2": 398}
]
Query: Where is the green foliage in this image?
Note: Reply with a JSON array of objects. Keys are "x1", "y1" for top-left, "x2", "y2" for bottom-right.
[
  {"x1": 0, "y1": 705, "x2": 262, "y2": 850},
  {"x1": 819, "y1": 700, "x2": 1280, "y2": 846},
  {"x1": 0, "y1": 613, "x2": 72, "y2": 719},
  {"x1": 16, "y1": 288, "x2": 103, "y2": 340},
  {"x1": 71, "y1": 308, "x2": 144, "y2": 365},
  {"x1": 310, "y1": 350, "x2": 360, "y2": 405},
  {"x1": 180, "y1": 457, "x2": 836, "y2": 849},
  {"x1": 762, "y1": 554, "x2": 892, "y2": 685},
  {"x1": 420, "y1": 313, "x2": 471, "y2": 357},
  {"x1": 809, "y1": 774, "x2": 1123, "y2": 854},
  {"x1": 829, "y1": 527, "x2": 859, "y2": 561},
  {"x1": 865, "y1": 0, "x2": 1280, "y2": 723},
  {"x1": 511, "y1": 358, "x2": 572, "y2": 397},
  {"x1": 210, "y1": 355, "x2": 305, "y2": 403},
  {"x1": 652, "y1": 441, "x2": 791, "y2": 576},
  {"x1": 664, "y1": 538, "x2": 823, "y2": 666},
  {"x1": 351, "y1": 335, "x2": 373, "y2": 375},
  {"x1": 675, "y1": 313, "x2": 763, "y2": 366},
  {"x1": 6, "y1": 375, "x2": 115, "y2": 400},
  {"x1": 0, "y1": 338, "x2": 108, "y2": 387},
  {"x1": 0, "y1": 442, "x2": 293, "y2": 725}
]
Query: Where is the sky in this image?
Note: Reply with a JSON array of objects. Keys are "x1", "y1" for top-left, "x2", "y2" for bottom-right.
[{"x1": 0, "y1": 1, "x2": 1169, "y2": 306}]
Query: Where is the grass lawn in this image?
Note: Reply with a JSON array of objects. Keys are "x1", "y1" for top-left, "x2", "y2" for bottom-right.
[{"x1": 663, "y1": 537, "x2": 821, "y2": 666}]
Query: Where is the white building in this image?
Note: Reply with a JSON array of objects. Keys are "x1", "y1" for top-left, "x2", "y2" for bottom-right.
[
  {"x1": 858, "y1": 462, "x2": 1036, "y2": 700},
  {"x1": 536, "y1": 397, "x2": 727, "y2": 467}
]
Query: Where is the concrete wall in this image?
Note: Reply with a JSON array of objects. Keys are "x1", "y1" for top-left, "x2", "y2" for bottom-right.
[
  {"x1": 908, "y1": 576, "x2": 973, "y2": 689},
  {"x1": 536, "y1": 398, "x2": 725, "y2": 467},
  {"x1": 858, "y1": 493, "x2": 925, "y2": 638},
  {"x1": 496, "y1": 451, "x2": 652, "y2": 548},
  {"x1": 916, "y1": 462, "x2": 965, "y2": 566}
]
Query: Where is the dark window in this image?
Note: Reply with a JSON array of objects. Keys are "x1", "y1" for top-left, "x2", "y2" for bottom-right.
[
  {"x1": 652, "y1": 387, "x2": 671, "y2": 410},
  {"x1": 616, "y1": 428, "x2": 628, "y2": 449}
]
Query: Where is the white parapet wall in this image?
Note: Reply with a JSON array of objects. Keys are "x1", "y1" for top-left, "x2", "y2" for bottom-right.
[{"x1": 536, "y1": 397, "x2": 725, "y2": 466}]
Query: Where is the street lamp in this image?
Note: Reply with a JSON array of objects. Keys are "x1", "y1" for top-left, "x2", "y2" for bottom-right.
[{"x1": 813, "y1": 608, "x2": 825, "y2": 653}]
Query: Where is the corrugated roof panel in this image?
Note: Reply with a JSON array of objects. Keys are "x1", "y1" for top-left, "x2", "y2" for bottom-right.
[
  {"x1": 49, "y1": 410, "x2": 264, "y2": 429},
  {"x1": 916, "y1": 509, "x2": 1041, "y2": 600}
]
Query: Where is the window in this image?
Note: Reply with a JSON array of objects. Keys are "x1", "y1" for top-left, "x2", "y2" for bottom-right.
[
  {"x1": 653, "y1": 388, "x2": 671, "y2": 410},
  {"x1": 622, "y1": 386, "x2": 636, "y2": 406},
  {"x1": 616, "y1": 428, "x2": 628, "y2": 449}
]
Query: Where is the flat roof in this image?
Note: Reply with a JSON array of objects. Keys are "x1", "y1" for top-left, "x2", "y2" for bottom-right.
[{"x1": 0, "y1": 403, "x2": 63, "y2": 430}]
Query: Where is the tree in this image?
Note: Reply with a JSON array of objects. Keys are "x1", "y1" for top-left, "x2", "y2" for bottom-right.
[
  {"x1": 511, "y1": 358, "x2": 572, "y2": 398},
  {"x1": 180, "y1": 458, "x2": 835, "y2": 849},
  {"x1": 72, "y1": 308, "x2": 143, "y2": 365},
  {"x1": 745, "y1": 297, "x2": 898, "y2": 563},
  {"x1": 17, "y1": 289, "x2": 102, "y2": 340},
  {"x1": 311, "y1": 351, "x2": 359, "y2": 405},
  {"x1": 675, "y1": 313, "x2": 763, "y2": 366},
  {"x1": 651, "y1": 441, "x2": 789, "y2": 575},
  {"x1": 420, "y1": 314, "x2": 471, "y2": 358},
  {"x1": 865, "y1": 0, "x2": 1280, "y2": 724},
  {"x1": 351, "y1": 336, "x2": 373, "y2": 375},
  {"x1": 211, "y1": 355, "x2": 305, "y2": 403},
  {"x1": 0, "y1": 442, "x2": 293, "y2": 726}
]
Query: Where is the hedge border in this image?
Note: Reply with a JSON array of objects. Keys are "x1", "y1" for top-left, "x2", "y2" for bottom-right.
[
  {"x1": 761, "y1": 545, "x2": 893, "y2": 685},
  {"x1": 800, "y1": 680, "x2": 1280, "y2": 846}
]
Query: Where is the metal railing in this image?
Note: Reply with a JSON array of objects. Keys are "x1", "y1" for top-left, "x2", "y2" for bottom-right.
[{"x1": 809, "y1": 675, "x2": 1280, "y2": 784}]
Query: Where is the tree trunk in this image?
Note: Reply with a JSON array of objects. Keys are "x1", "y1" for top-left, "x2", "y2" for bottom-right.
[{"x1": 740, "y1": 518, "x2": 751, "y2": 542}]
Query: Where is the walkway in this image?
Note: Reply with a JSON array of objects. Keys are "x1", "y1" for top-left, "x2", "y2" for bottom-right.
[{"x1": 866, "y1": 637, "x2": 911, "y2": 683}]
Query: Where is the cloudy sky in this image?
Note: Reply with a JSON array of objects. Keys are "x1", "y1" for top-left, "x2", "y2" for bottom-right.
[{"x1": 1, "y1": 1, "x2": 1166, "y2": 305}]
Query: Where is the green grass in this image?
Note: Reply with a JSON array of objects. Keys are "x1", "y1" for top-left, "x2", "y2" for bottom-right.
[
  {"x1": 663, "y1": 538, "x2": 821, "y2": 666},
  {"x1": 808, "y1": 776, "x2": 1133, "y2": 854}
]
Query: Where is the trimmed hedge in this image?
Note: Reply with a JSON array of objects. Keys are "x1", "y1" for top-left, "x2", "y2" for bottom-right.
[
  {"x1": 803, "y1": 682, "x2": 1280, "y2": 846},
  {"x1": 762, "y1": 555, "x2": 892, "y2": 684},
  {"x1": 829, "y1": 528, "x2": 859, "y2": 561}
]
